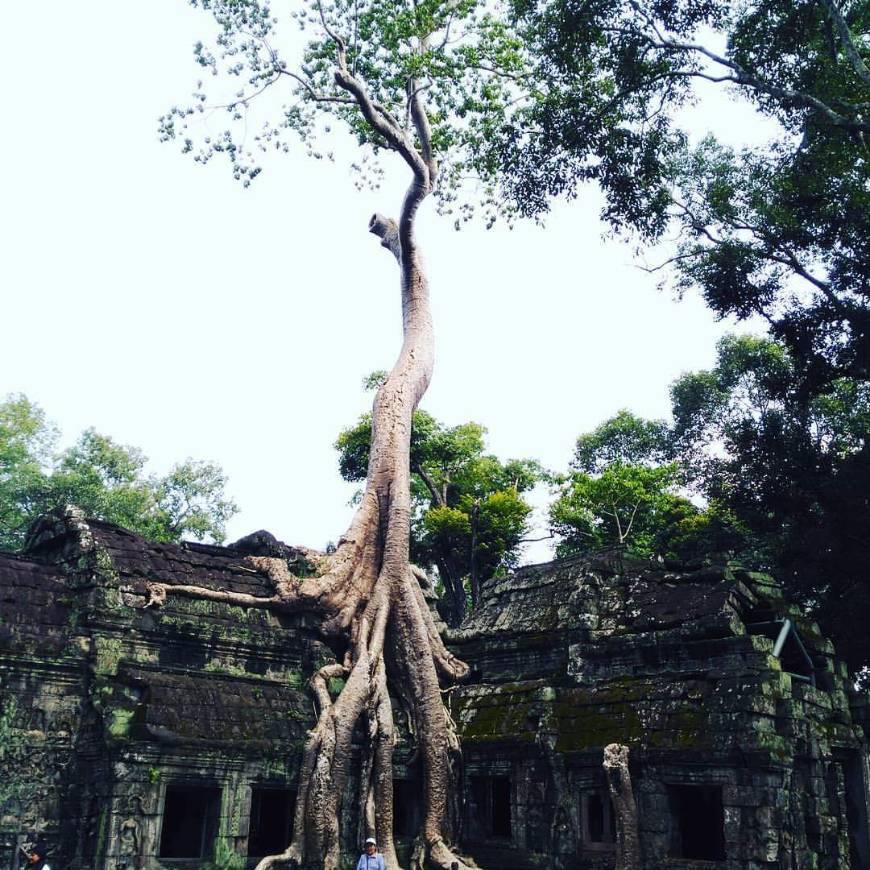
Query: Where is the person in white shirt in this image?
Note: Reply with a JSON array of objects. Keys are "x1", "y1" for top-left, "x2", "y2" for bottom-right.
[
  {"x1": 25, "y1": 839, "x2": 52, "y2": 870},
  {"x1": 356, "y1": 836, "x2": 385, "y2": 870}
]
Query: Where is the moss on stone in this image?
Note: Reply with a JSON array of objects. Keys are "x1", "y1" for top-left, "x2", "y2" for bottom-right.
[
  {"x1": 454, "y1": 683, "x2": 542, "y2": 743},
  {"x1": 108, "y1": 708, "x2": 135, "y2": 740},
  {"x1": 93, "y1": 636, "x2": 124, "y2": 676},
  {"x1": 328, "y1": 676, "x2": 346, "y2": 696},
  {"x1": 553, "y1": 693, "x2": 644, "y2": 751},
  {"x1": 204, "y1": 659, "x2": 250, "y2": 678}
]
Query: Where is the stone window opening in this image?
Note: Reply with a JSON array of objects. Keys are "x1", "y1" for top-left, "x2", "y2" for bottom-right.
[
  {"x1": 581, "y1": 790, "x2": 616, "y2": 850},
  {"x1": 247, "y1": 786, "x2": 295, "y2": 859},
  {"x1": 470, "y1": 775, "x2": 512, "y2": 840},
  {"x1": 158, "y1": 784, "x2": 222, "y2": 861},
  {"x1": 667, "y1": 784, "x2": 726, "y2": 861}
]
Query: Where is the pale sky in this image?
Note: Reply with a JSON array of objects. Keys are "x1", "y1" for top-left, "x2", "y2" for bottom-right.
[{"x1": 0, "y1": 2, "x2": 774, "y2": 560}]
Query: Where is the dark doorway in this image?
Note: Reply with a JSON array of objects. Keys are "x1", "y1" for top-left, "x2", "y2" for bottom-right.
[
  {"x1": 471, "y1": 777, "x2": 489, "y2": 838},
  {"x1": 583, "y1": 791, "x2": 616, "y2": 845},
  {"x1": 248, "y1": 787, "x2": 295, "y2": 858},
  {"x1": 491, "y1": 777, "x2": 511, "y2": 838},
  {"x1": 667, "y1": 785, "x2": 725, "y2": 860},
  {"x1": 469, "y1": 775, "x2": 512, "y2": 840},
  {"x1": 837, "y1": 751, "x2": 870, "y2": 868},
  {"x1": 393, "y1": 779, "x2": 420, "y2": 838},
  {"x1": 159, "y1": 784, "x2": 221, "y2": 860}
]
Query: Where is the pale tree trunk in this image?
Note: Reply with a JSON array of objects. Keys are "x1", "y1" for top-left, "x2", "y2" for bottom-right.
[
  {"x1": 603, "y1": 743, "x2": 641, "y2": 870},
  {"x1": 143, "y1": 41, "x2": 475, "y2": 870}
]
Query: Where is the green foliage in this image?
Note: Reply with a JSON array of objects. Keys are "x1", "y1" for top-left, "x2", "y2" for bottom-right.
[
  {"x1": 152, "y1": 460, "x2": 239, "y2": 543},
  {"x1": 553, "y1": 461, "x2": 695, "y2": 558},
  {"x1": 500, "y1": 0, "x2": 870, "y2": 386},
  {"x1": 572, "y1": 410, "x2": 672, "y2": 474},
  {"x1": 668, "y1": 335, "x2": 870, "y2": 680},
  {"x1": 162, "y1": 0, "x2": 528, "y2": 225},
  {"x1": 0, "y1": 394, "x2": 238, "y2": 551},
  {"x1": 553, "y1": 406, "x2": 748, "y2": 561},
  {"x1": 336, "y1": 405, "x2": 540, "y2": 622},
  {"x1": 0, "y1": 396, "x2": 57, "y2": 550},
  {"x1": 421, "y1": 487, "x2": 532, "y2": 575},
  {"x1": 564, "y1": 335, "x2": 870, "y2": 683}
]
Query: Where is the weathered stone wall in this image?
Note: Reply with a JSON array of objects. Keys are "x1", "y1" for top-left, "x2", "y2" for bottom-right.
[
  {"x1": 1, "y1": 515, "x2": 868, "y2": 869},
  {"x1": 0, "y1": 510, "x2": 334, "y2": 869},
  {"x1": 447, "y1": 553, "x2": 870, "y2": 869}
]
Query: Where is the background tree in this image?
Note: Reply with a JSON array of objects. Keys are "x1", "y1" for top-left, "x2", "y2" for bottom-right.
[
  {"x1": 153, "y1": 0, "x2": 527, "y2": 867},
  {"x1": 500, "y1": 0, "x2": 869, "y2": 392},
  {"x1": 560, "y1": 338, "x2": 870, "y2": 685},
  {"x1": 0, "y1": 396, "x2": 57, "y2": 550},
  {"x1": 336, "y1": 395, "x2": 541, "y2": 624},
  {"x1": 550, "y1": 410, "x2": 746, "y2": 561},
  {"x1": 669, "y1": 335, "x2": 870, "y2": 685},
  {"x1": 498, "y1": 0, "x2": 870, "y2": 685},
  {"x1": 572, "y1": 409, "x2": 672, "y2": 473},
  {"x1": 0, "y1": 394, "x2": 238, "y2": 550},
  {"x1": 552, "y1": 460, "x2": 685, "y2": 554}
]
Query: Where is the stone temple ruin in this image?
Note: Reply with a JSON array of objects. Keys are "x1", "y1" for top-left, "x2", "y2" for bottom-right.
[{"x1": 1, "y1": 507, "x2": 868, "y2": 868}]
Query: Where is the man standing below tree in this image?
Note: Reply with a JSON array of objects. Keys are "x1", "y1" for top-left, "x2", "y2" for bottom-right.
[
  {"x1": 22, "y1": 839, "x2": 52, "y2": 870},
  {"x1": 356, "y1": 837, "x2": 385, "y2": 870}
]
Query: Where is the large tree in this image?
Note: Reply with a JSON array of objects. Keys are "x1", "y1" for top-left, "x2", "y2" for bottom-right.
[
  {"x1": 154, "y1": 1, "x2": 525, "y2": 867},
  {"x1": 499, "y1": 0, "x2": 870, "y2": 392},
  {"x1": 495, "y1": 0, "x2": 870, "y2": 685},
  {"x1": 0, "y1": 394, "x2": 237, "y2": 550},
  {"x1": 560, "y1": 340, "x2": 870, "y2": 685},
  {"x1": 336, "y1": 398, "x2": 540, "y2": 625},
  {"x1": 669, "y1": 335, "x2": 870, "y2": 684}
]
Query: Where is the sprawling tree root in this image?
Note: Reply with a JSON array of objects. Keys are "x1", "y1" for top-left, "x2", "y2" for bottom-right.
[{"x1": 143, "y1": 61, "x2": 476, "y2": 867}]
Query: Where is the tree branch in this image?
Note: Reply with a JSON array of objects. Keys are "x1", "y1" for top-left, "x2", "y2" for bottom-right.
[
  {"x1": 414, "y1": 463, "x2": 447, "y2": 508},
  {"x1": 316, "y1": 0, "x2": 348, "y2": 69},
  {"x1": 408, "y1": 77, "x2": 437, "y2": 180},
  {"x1": 612, "y1": 505, "x2": 624, "y2": 542},
  {"x1": 669, "y1": 197, "x2": 841, "y2": 305},
  {"x1": 278, "y1": 69, "x2": 358, "y2": 105},
  {"x1": 334, "y1": 68, "x2": 429, "y2": 179},
  {"x1": 636, "y1": 250, "x2": 704, "y2": 274},
  {"x1": 625, "y1": 2, "x2": 870, "y2": 132},
  {"x1": 818, "y1": 0, "x2": 870, "y2": 87},
  {"x1": 369, "y1": 213, "x2": 401, "y2": 261},
  {"x1": 143, "y1": 582, "x2": 287, "y2": 611},
  {"x1": 211, "y1": 73, "x2": 283, "y2": 110},
  {"x1": 622, "y1": 499, "x2": 642, "y2": 541},
  {"x1": 316, "y1": 0, "x2": 426, "y2": 171}
]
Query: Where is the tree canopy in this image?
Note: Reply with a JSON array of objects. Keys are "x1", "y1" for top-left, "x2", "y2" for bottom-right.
[
  {"x1": 670, "y1": 335, "x2": 870, "y2": 683},
  {"x1": 0, "y1": 394, "x2": 238, "y2": 551},
  {"x1": 161, "y1": 0, "x2": 530, "y2": 226},
  {"x1": 556, "y1": 336, "x2": 870, "y2": 686},
  {"x1": 551, "y1": 410, "x2": 746, "y2": 562},
  {"x1": 499, "y1": 0, "x2": 870, "y2": 391},
  {"x1": 336, "y1": 393, "x2": 541, "y2": 624}
]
